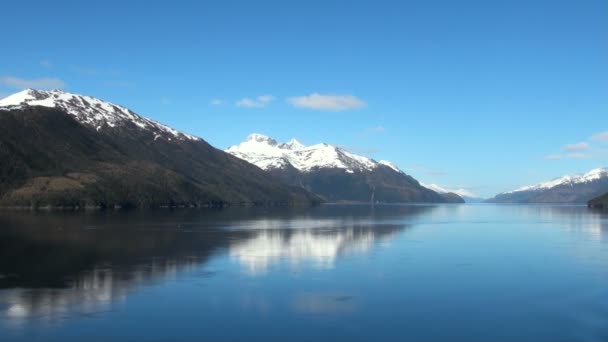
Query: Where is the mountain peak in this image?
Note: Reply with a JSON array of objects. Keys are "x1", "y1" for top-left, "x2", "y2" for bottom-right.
[
  {"x1": 226, "y1": 133, "x2": 463, "y2": 204},
  {"x1": 505, "y1": 166, "x2": 608, "y2": 194},
  {"x1": 279, "y1": 138, "x2": 306, "y2": 150},
  {"x1": 246, "y1": 133, "x2": 278, "y2": 146},
  {"x1": 228, "y1": 134, "x2": 388, "y2": 173},
  {"x1": 378, "y1": 160, "x2": 403, "y2": 173},
  {"x1": 0, "y1": 89, "x2": 199, "y2": 141}
]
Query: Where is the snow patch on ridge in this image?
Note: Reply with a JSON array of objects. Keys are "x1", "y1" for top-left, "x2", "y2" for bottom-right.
[
  {"x1": 226, "y1": 134, "x2": 404, "y2": 173},
  {"x1": 378, "y1": 160, "x2": 403, "y2": 173},
  {"x1": 0, "y1": 89, "x2": 199, "y2": 141},
  {"x1": 503, "y1": 167, "x2": 608, "y2": 194},
  {"x1": 421, "y1": 183, "x2": 476, "y2": 198}
]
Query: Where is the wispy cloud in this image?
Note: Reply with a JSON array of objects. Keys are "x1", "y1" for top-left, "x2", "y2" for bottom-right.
[
  {"x1": 210, "y1": 99, "x2": 224, "y2": 106},
  {"x1": 71, "y1": 66, "x2": 121, "y2": 77},
  {"x1": 287, "y1": 93, "x2": 366, "y2": 111},
  {"x1": 71, "y1": 65, "x2": 99, "y2": 76},
  {"x1": 104, "y1": 81, "x2": 134, "y2": 88},
  {"x1": 236, "y1": 95, "x2": 275, "y2": 108},
  {"x1": 545, "y1": 153, "x2": 592, "y2": 160},
  {"x1": 408, "y1": 163, "x2": 447, "y2": 177},
  {"x1": 40, "y1": 60, "x2": 52, "y2": 68},
  {"x1": 591, "y1": 131, "x2": 608, "y2": 142},
  {"x1": 0, "y1": 76, "x2": 65, "y2": 90},
  {"x1": 546, "y1": 131, "x2": 608, "y2": 161},
  {"x1": 562, "y1": 142, "x2": 589, "y2": 152},
  {"x1": 337, "y1": 145, "x2": 380, "y2": 155},
  {"x1": 357, "y1": 125, "x2": 385, "y2": 138},
  {"x1": 566, "y1": 153, "x2": 592, "y2": 159}
]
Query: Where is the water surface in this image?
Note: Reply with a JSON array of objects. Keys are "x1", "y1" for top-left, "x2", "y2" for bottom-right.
[{"x1": 1, "y1": 204, "x2": 607, "y2": 341}]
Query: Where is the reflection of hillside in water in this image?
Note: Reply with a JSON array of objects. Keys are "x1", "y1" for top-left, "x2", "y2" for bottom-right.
[
  {"x1": 0, "y1": 205, "x2": 434, "y2": 325},
  {"x1": 2, "y1": 258, "x2": 202, "y2": 327},
  {"x1": 508, "y1": 205, "x2": 608, "y2": 241}
]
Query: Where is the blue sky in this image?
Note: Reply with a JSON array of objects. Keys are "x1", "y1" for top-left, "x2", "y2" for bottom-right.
[{"x1": 1, "y1": 0, "x2": 606, "y2": 197}]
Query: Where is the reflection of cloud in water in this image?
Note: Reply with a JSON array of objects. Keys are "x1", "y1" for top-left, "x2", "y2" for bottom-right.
[{"x1": 230, "y1": 224, "x2": 401, "y2": 275}]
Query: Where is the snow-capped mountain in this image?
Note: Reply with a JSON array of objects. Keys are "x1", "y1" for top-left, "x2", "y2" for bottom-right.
[
  {"x1": 0, "y1": 89, "x2": 199, "y2": 141},
  {"x1": 226, "y1": 133, "x2": 389, "y2": 173},
  {"x1": 506, "y1": 168, "x2": 608, "y2": 193},
  {"x1": 227, "y1": 134, "x2": 464, "y2": 204},
  {"x1": 0, "y1": 90, "x2": 319, "y2": 208},
  {"x1": 488, "y1": 167, "x2": 608, "y2": 203}
]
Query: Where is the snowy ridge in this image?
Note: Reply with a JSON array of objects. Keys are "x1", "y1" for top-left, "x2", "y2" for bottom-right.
[
  {"x1": 504, "y1": 167, "x2": 608, "y2": 194},
  {"x1": 226, "y1": 133, "x2": 405, "y2": 173},
  {"x1": 378, "y1": 160, "x2": 401, "y2": 173},
  {"x1": 0, "y1": 89, "x2": 199, "y2": 141},
  {"x1": 421, "y1": 183, "x2": 476, "y2": 198}
]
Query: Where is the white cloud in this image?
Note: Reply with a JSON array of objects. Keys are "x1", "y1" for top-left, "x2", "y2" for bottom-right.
[
  {"x1": 0, "y1": 76, "x2": 65, "y2": 90},
  {"x1": 287, "y1": 93, "x2": 366, "y2": 111},
  {"x1": 40, "y1": 60, "x2": 52, "y2": 68},
  {"x1": 257, "y1": 95, "x2": 274, "y2": 103},
  {"x1": 562, "y1": 142, "x2": 589, "y2": 152},
  {"x1": 591, "y1": 131, "x2": 608, "y2": 142},
  {"x1": 236, "y1": 95, "x2": 275, "y2": 108},
  {"x1": 545, "y1": 133, "x2": 608, "y2": 160},
  {"x1": 210, "y1": 99, "x2": 224, "y2": 106},
  {"x1": 544, "y1": 153, "x2": 591, "y2": 160},
  {"x1": 566, "y1": 153, "x2": 591, "y2": 159}
]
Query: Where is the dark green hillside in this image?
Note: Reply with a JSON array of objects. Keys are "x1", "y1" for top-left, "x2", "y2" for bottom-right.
[
  {"x1": 269, "y1": 164, "x2": 463, "y2": 203},
  {"x1": 588, "y1": 192, "x2": 608, "y2": 209},
  {"x1": 0, "y1": 106, "x2": 320, "y2": 208}
]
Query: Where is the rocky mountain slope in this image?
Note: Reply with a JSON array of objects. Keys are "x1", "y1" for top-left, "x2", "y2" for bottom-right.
[
  {"x1": 226, "y1": 134, "x2": 463, "y2": 203},
  {"x1": 0, "y1": 89, "x2": 319, "y2": 208}
]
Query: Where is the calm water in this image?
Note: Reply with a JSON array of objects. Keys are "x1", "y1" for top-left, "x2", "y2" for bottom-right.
[{"x1": 1, "y1": 204, "x2": 607, "y2": 341}]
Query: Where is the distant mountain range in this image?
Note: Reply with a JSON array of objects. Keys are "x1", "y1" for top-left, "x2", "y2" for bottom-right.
[
  {"x1": 226, "y1": 134, "x2": 464, "y2": 203},
  {"x1": 0, "y1": 89, "x2": 319, "y2": 208},
  {"x1": 487, "y1": 167, "x2": 608, "y2": 203}
]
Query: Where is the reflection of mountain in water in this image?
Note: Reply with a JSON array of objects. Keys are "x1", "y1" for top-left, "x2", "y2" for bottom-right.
[
  {"x1": 507, "y1": 205, "x2": 608, "y2": 241},
  {"x1": 231, "y1": 224, "x2": 401, "y2": 274},
  {"x1": 0, "y1": 205, "x2": 433, "y2": 325}
]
